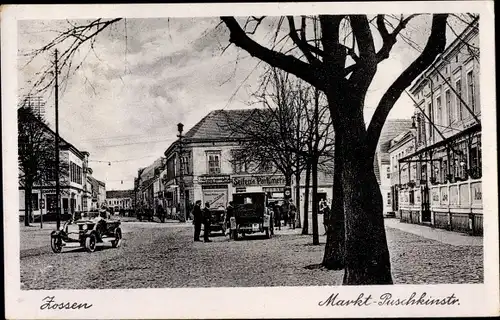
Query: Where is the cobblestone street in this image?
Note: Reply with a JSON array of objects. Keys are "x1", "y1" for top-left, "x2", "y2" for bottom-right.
[{"x1": 20, "y1": 219, "x2": 483, "y2": 290}]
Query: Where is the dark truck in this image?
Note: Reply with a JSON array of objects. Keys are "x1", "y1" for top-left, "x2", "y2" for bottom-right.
[{"x1": 229, "y1": 192, "x2": 273, "y2": 240}]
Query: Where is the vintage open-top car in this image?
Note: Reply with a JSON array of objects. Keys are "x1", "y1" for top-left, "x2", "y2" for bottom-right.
[{"x1": 50, "y1": 213, "x2": 122, "y2": 253}]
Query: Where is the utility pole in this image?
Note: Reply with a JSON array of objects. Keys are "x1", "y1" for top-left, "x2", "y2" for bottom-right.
[{"x1": 54, "y1": 49, "x2": 61, "y2": 230}]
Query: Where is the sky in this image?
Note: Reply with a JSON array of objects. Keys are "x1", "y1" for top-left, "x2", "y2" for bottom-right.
[{"x1": 17, "y1": 15, "x2": 471, "y2": 191}]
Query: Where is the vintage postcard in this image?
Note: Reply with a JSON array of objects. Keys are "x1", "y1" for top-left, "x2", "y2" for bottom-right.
[{"x1": 2, "y1": 1, "x2": 498, "y2": 319}]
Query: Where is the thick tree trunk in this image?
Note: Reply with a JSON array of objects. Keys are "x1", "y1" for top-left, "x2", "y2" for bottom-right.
[
  {"x1": 340, "y1": 110, "x2": 393, "y2": 285},
  {"x1": 302, "y1": 162, "x2": 311, "y2": 235},
  {"x1": 295, "y1": 170, "x2": 301, "y2": 228},
  {"x1": 311, "y1": 158, "x2": 319, "y2": 245},
  {"x1": 322, "y1": 134, "x2": 345, "y2": 269}
]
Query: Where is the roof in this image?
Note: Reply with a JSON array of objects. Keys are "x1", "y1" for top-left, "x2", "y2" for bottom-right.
[
  {"x1": 106, "y1": 190, "x2": 134, "y2": 199},
  {"x1": 377, "y1": 119, "x2": 413, "y2": 164},
  {"x1": 164, "y1": 108, "x2": 265, "y2": 157},
  {"x1": 183, "y1": 109, "x2": 260, "y2": 141}
]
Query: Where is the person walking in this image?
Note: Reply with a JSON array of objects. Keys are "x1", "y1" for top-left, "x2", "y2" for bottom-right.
[
  {"x1": 193, "y1": 200, "x2": 202, "y2": 242},
  {"x1": 289, "y1": 200, "x2": 297, "y2": 229},
  {"x1": 273, "y1": 203, "x2": 281, "y2": 230},
  {"x1": 225, "y1": 201, "x2": 234, "y2": 236},
  {"x1": 323, "y1": 203, "x2": 331, "y2": 235},
  {"x1": 203, "y1": 201, "x2": 212, "y2": 242}
]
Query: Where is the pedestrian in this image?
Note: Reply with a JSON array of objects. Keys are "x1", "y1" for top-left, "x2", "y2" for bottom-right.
[
  {"x1": 289, "y1": 200, "x2": 297, "y2": 229},
  {"x1": 282, "y1": 200, "x2": 290, "y2": 227},
  {"x1": 225, "y1": 201, "x2": 234, "y2": 236},
  {"x1": 323, "y1": 204, "x2": 331, "y2": 235},
  {"x1": 203, "y1": 201, "x2": 212, "y2": 242},
  {"x1": 273, "y1": 203, "x2": 281, "y2": 230},
  {"x1": 319, "y1": 199, "x2": 326, "y2": 215},
  {"x1": 193, "y1": 200, "x2": 202, "y2": 242}
]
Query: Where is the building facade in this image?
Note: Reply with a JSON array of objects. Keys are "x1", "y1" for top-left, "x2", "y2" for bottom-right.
[
  {"x1": 161, "y1": 109, "x2": 323, "y2": 218},
  {"x1": 393, "y1": 20, "x2": 482, "y2": 235},
  {"x1": 106, "y1": 190, "x2": 134, "y2": 213},
  {"x1": 19, "y1": 123, "x2": 103, "y2": 220},
  {"x1": 373, "y1": 119, "x2": 414, "y2": 216}
]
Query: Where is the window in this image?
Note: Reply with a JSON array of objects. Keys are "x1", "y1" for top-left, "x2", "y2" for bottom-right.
[
  {"x1": 455, "y1": 79, "x2": 463, "y2": 120},
  {"x1": 387, "y1": 192, "x2": 391, "y2": 206},
  {"x1": 436, "y1": 96, "x2": 442, "y2": 126},
  {"x1": 206, "y1": 152, "x2": 221, "y2": 174},
  {"x1": 181, "y1": 156, "x2": 190, "y2": 175},
  {"x1": 445, "y1": 89, "x2": 453, "y2": 125},
  {"x1": 428, "y1": 103, "x2": 434, "y2": 140},
  {"x1": 386, "y1": 166, "x2": 390, "y2": 179},
  {"x1": 455, "y1": 55, "x2": 459, "y2": 63},
  {"x1": 70, "y1": 162, "x2": 82, "y2": 184},
  {"x1": 466, "y1": 70, "x2": 475, "y2": 113}
]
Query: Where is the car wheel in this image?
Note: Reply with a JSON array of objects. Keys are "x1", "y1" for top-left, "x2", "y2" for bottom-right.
[
  {"x1": 51, "y1": 236, "x2": 62, "y2": 253},
  {"x1": 85, "y1": 233, "x2": 97, "y2": 253}
]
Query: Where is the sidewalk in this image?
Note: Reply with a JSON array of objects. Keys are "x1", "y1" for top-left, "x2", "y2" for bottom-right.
[{"x1": 384, "y1": 218, "x2": 483, "y2": 247}]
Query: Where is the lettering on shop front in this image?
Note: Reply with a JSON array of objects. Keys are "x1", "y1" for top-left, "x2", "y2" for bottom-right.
[{"x1": 232, "y1": 175, "x2": 286, "y2": 187}]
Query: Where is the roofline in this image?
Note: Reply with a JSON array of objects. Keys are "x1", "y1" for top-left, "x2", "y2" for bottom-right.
[
  {"x1": 409, "y1": 18, "x2": 479, "y2": 93},
  {"x1": 388, "y1": 130, "x2": 415, "y2": 153},
  {"x1": 164, "y1": 137, "x2": 249, "y2": 157}
]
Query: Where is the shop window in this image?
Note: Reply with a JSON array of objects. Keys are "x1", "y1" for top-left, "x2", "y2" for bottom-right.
[{"x1": 470, "y1": 143, "x2": 482, "y2": 179}]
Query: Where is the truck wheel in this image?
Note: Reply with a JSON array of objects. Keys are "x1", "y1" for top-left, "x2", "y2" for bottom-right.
[
  {"x1": 51, "y1": 236, "x2": 62, "y2": 253},
  {"x1": 85, "y1": 234, "x2": 97, "y2": 253}
]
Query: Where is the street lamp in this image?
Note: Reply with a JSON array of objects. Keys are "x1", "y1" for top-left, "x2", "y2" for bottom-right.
[{"x1": 177, "y1": 123, "x2": 186, "y2": 222}]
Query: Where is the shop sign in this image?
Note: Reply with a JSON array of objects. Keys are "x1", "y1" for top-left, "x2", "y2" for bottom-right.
[
  {"x1": 449, "y1": 186, "x2": 459, "y2": 205},
  {"x1": 232, "y1": 175, "x2": 286, "y2": 187},
  {"x1": 459, "y1": 184, "x2": 469, "y2": 206},
  {"x1": 203, "y1": 189, "x2": 228, "y2": 209},
  {"x1": 431, "y1": 188, "x2": 440, "y2": 204},
  {"x1": 235, "y1": 187, "x2": 247, "y2": 193},
  {"x1": 198, "y1": 175, "x2": 231, "y2": 185},
  {"x1": 440, "y1": 187, "x2": 448, "y2": 203},
  {"x1": 471, "y1": 182, "x2": 482, "y2": 204}
]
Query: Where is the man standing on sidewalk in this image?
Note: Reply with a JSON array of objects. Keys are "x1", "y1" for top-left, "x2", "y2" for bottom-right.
[
  {"x1": 203, "y1": 201, "x2": 212, "y2": 243},
  {"x1": 193, "y1": 200, "x2": 202, "y2": 242}
]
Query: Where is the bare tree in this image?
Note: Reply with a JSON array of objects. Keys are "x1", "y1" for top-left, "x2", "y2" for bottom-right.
[{"x1": 18, "y1": 105, "x2": 66, "y2": 226}]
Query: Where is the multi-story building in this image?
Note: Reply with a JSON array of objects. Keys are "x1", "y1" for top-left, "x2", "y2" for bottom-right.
[
  {"x1": 162, "y1": 109, "x2": 305, "y2": 216},
  {"x1": 393, "y1": 19, "x2": 482, "y2": 235},
  {"x1": 134, "y1": 157, "x2": 165, "y2": 215},
  {"x1": 18, "y1": 117, "x2": 104, "y2": 221},
  {"x1": 106, "y1": 190, "x2": 134, "y2": 213},
  {"x1": 373, "y1": 119, "x2": 414, "y2": 216},
  {"x1": 97, "y1": 180, "x2": 106, "y2": 208}
]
